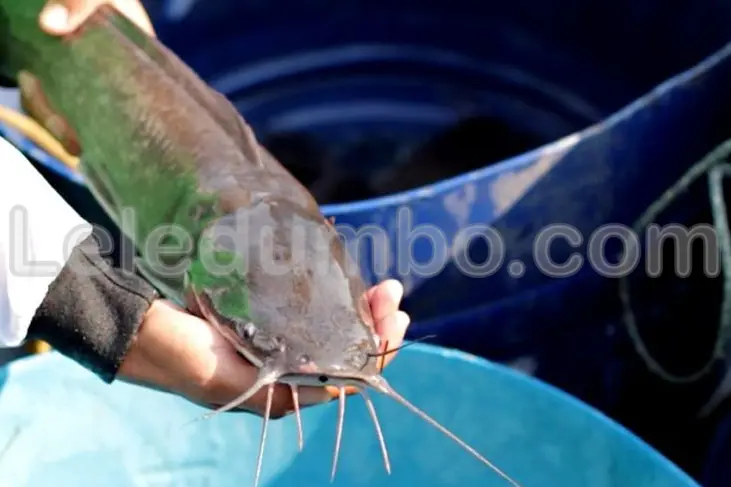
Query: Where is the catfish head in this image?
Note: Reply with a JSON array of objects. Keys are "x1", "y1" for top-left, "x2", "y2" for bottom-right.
[
  {"x1": 183, "y1": 195, "x2": 521, "y2": 487},
  {"x1": 185, "y1": 193, "x2": 382, "y2": 388}
]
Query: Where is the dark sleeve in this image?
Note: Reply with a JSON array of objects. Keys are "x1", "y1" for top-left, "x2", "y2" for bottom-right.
[{"x1": 26, "y1": 230, "x2": 159, "y2": 383}]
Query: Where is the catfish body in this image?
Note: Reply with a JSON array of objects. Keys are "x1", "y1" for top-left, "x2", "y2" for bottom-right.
[{"x1": 0, "y1": 0, "x2": 380, "y2": 376}]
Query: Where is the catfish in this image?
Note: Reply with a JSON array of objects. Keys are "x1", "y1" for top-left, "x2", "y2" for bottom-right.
[{"x1": 0, "y1": 2, "x2": 521, "y2": 486}]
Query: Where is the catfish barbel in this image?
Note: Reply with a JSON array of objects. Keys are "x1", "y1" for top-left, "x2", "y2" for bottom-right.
[{"x1": 0, "y1": 2, "x2": 521, "y2": 486}]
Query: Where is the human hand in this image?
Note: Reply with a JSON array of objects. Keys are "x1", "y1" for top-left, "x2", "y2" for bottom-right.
[
  {"x1": 117, "y1": 279, "x2": 411, "y2": 418},
  {"x1": 39, "y1": 0, "x2": 155, "y2": 37}
]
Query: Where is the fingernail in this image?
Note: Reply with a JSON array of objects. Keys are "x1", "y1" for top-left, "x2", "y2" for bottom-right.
[
  {"x1": 396, "y1": 310, "x2": 411, "y2": 330},
  {"x1": 299, "y1": 387, "x2": 332, "y2": 406},
  {"x1": 384, "y1": 279, "x2": 403, "y2": 302},
  {"x1": 325, "y1": 385, "x2": 359, "y2": 398},
  {"x1": 40, "y1": 4, "x2": 69, "y2": 31}
]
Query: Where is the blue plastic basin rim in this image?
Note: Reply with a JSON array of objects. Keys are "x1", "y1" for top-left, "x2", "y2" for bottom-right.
[{"x1": 2, "y1": 342, "x2": 702, "y2": 486}]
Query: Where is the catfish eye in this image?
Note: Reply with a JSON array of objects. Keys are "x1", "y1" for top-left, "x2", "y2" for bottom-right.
[{"x1": 237, "y1": 322, "x2": 257, "y2": 339}]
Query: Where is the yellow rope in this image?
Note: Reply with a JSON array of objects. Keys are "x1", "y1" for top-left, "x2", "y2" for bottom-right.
[
  {"x1": 24, "y1": 340, "x2": 52, "y2": 354},
  {"x1": 0, "y1": 104, "x2": 79, "y2": 171},
  {"x1": 0, "y1": 105, "x2": 81, "y2": 355}
]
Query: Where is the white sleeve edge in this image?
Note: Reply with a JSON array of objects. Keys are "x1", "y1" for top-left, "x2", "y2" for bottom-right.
[{"x1": 0, "y1": 137, "x2": 91, "y2": 347}]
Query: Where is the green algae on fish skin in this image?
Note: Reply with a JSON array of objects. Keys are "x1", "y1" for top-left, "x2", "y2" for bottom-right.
[
  {"x1": 187, "y1": 236, "x2": 250, "y2": 322},
  {"x1": 1, "y1": 1, "x2": 213, "y2": 246},
  {"x1": 0, "y1": 0, "x2": 262, "y2": 303}
]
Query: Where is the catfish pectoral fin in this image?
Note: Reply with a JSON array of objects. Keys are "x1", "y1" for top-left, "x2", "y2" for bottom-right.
[{"x1": 135, "y1": 258, "x2": 187, "y2": 305}]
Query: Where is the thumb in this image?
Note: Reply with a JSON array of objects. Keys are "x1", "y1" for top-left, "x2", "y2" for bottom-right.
[{"x1": 40, "y1": 0, "x2": 155, "y2": 37}]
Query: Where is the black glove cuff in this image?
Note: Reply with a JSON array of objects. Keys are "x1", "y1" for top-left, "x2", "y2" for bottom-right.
[{"x1": 27, "y1": 230, "x2": 158, "y2": 383}]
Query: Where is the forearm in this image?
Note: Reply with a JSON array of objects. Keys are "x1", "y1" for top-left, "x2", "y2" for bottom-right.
[{"x1": 0, "y1": 136, "x2": 158, "y2": 383}]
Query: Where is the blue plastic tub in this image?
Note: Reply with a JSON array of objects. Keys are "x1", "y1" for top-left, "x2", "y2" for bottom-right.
[
  {"x1": 703, "y1": 406, "x2": 731, "y2": 487},
  {"x1": 0, "y1": 344, "x2": 700, "y2": 487}
]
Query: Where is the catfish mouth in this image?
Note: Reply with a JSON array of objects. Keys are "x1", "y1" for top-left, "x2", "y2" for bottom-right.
[
  {"x1": 278, "y1": 369, "x2": 375, "y2": 389},
  {"x1": 193, "y1": 291, "x2": 521, "y2": 486}
]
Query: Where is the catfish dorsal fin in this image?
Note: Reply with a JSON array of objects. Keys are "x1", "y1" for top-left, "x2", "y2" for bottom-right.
[
  {"x1": 144, "y1": 40, "x2": 322, "y2": 212},
  {"x1": 91, "y1": 6, "x2": 256, "y2": 161},
  {"x1": 102, "y1": 9, "x2": 262, "y2": 165},
  {"x1": 97, "y1": 7, "x2": 320, "y2": 211}
]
